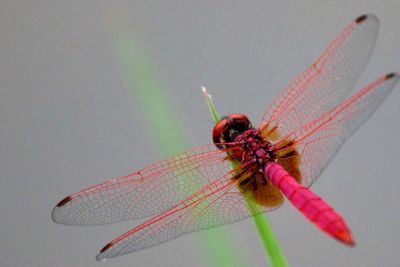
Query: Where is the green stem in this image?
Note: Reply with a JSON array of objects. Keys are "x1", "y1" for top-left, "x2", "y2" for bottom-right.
[
  {"x1": 116, "y1": 33, "x2": 244, "y2": 267},
  {"x1": 202, "y1": 87, "x2": 289, "y2": 267}
]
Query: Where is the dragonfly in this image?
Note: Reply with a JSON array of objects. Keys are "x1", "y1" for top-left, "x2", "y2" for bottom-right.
[{"x1": 52, "y1": 14, "x2": 398, "y2": 261}]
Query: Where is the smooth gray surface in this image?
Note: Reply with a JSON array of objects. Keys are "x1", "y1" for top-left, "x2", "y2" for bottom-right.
[{"x1": 1, "y1": 1, "x2": 399, "y2": 266}]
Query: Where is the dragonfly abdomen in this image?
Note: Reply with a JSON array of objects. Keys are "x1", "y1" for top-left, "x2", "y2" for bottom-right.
[{"x1": 264, "y1": 162, "x2": 354, "y2": 245}]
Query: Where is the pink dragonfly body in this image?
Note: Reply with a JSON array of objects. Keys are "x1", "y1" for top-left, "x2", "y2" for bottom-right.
[
  {"x1": 265, "y1": 162, "x2": 353, "y2": 245},
  {"x1": 52, "y1": 14, "x2": 398, "y2": 261}
]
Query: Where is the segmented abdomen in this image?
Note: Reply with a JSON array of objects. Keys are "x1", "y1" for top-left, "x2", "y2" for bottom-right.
[{"x1": 264, "y1": 162, "x2": 354, "y2": 245}]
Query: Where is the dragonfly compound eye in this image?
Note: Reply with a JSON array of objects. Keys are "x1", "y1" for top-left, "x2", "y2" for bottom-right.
[
  {"x1": 212, "y1": 113, "x2": 252, "y2": 150},
  {"x1": 213, "y1": 117, "x2": 229, "y2": 149}
]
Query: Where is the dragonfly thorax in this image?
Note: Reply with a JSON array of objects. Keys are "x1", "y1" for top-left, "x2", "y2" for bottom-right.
[
  {"x1": 213, "y1": 113, "x2": 274, "y2": 164},
  {"x1": 234, "y1": 128, "x2": 274, "y2": 165}
]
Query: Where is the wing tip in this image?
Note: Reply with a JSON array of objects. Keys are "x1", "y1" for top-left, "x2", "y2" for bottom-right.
[
  {"x1": 95, "y1": 254, "x2": 106, "y2": 262},
  {"x1": 55, "y1": 196, "x2": 73, "y2": 208},
  {"x1": 354, "y1": 14, "x2": 378, "y2": 26},
  {"x1": 355, "y1": 14, "x2": 368, "y2": 24},
  {"x1": 96, "y1": 241, "x2": 115, "y2": 261},
  {"x1": 51, "y1": 196, "x2": 73, "y2": 223},
  {"x1": 385, "y1": 72, "x2": 399, "y2": 80}
]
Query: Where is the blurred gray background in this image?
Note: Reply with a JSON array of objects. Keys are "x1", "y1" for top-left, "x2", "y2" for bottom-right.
[{"x1": 1, "y1": 1, "x2": 399, "y2": 266}]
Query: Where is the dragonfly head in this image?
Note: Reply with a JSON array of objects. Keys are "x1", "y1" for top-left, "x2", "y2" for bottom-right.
[{"x1": 213, "y1": 113, "x2": 252, "y2": 150}]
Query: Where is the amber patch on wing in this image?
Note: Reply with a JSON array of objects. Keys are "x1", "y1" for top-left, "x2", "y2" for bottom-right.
[
  {"x1": 260, "y1": 123, "x2": 280, "y2": 141},
  {"x1": 231, "y1": 130, "x2": 301, "y2": 208},
  {"x1": 238, "y1": 171, "x2": 284, "y2": 208},
  {"x1": 261, "y1": 124, "x2": 302, "y2": 182},
  {"x1": 274, "y1": 138, "x2": 302, "y2": 183}
]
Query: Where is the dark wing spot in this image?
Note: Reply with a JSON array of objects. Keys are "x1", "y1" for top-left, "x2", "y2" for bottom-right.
[
  {"x1": 56, "y1": 196, "x2": 72, "y2": 207},
  {"x1": 385, "y1": 72, "x2": 396, "y2": 80},
  {"x1": 355, "y1": 14, "x2": 368, "y2": 24},
  {"x1": 99, "y1": 241, "x2": 114, "y2": 254}
]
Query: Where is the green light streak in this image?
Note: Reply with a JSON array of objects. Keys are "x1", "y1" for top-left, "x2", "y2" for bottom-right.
[
  {"x1": 115, "y1": 33, "x2": 243, "y2": 267},
  {"x1": 202, "y1": 88, "x2": 289, "y2": 267}
]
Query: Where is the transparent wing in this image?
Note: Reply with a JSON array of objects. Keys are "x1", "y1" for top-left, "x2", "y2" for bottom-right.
[
  {"x1": 52, "y1": 144, "x2": 236, "y2": 225},
  {"x1": 276, "y1": 73, "x2": 399, "y2": 186},
  {"x1": 92, "y1": 70, "x2": 398, "y2": 260},
  {"x1": 259, "y1": 14, "x2": 379, "y2": 139},
  {"x1": 95, "y1": 165, "x2": 279, "y2": 261}
]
